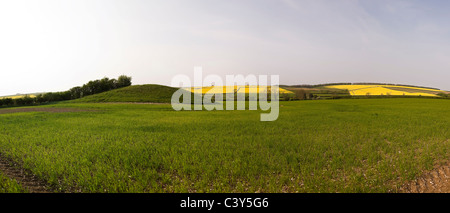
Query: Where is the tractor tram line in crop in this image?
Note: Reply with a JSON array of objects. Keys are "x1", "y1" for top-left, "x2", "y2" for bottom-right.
[{"x1": 0, "y1": 153, "x2": 52, "y2": 193}]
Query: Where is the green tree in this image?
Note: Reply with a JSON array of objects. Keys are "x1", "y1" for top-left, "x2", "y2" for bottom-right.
[
  {"x1": 69, "y1": 87, "x2": 82, "y2": 99},
  {"x1": 116, "y1": 75, "x2": 132, "y2": 88},
  {"x1": 3, "y1": 98, "x2": 13, "y2": 106}
]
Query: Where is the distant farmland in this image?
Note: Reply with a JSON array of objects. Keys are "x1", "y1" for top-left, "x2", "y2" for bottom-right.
[
  {"x1": 279, "y1": 83, "x2": 449, "y2": 100},
  {"x1": 0, "y1": 94, "x2": 37, "y2": 99},
  {"x1": 186, "y1": 85, "x2": 294, "y2": 95},
  {"x1": 324, "y1": 84, "x2": 447, "y2": 97}
]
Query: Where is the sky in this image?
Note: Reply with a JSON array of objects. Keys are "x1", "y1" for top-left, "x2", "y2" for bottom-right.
[{"x1": 1, "y1": 0, "x2": 450, "y2": 96}]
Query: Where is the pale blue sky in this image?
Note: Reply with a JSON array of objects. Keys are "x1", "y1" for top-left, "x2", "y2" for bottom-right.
[{"x1": 1, "y1": 0, "x2": 449, "y2": 95}]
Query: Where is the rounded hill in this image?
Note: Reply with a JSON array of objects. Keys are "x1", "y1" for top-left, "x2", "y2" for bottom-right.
[{"x1": 70, "y1": 84, "x2": 179, "y2": 103}]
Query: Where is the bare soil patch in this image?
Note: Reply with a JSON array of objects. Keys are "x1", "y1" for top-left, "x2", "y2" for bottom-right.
[
  {"x1": 0, "y1": 153, "x2": 52, "y2": 193},
  {"x1": 0, "y1": 107, "x2": 94, "y2": 114},
  {"x1": 400, "y1": 163, "x2": 450, "y2": 193}
]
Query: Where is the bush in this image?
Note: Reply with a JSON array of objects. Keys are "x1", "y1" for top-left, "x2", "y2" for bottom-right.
[
  {"x1": 117, "y1": 75, "x2": 132, "y2": 88},
  {"x1": 437, "y1": 93, "x2": 449, "y2": 98},
  {"x1": 2, "y1": 98, "x2": 13, "y2": 106}
]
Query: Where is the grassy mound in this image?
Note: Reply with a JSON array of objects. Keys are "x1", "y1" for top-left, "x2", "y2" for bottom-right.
[{"x1": 70, "y1": 84, "x2": 179, "y2": 103}]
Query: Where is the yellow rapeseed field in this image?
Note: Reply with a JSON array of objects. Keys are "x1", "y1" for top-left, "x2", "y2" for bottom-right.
[
  {"x1": 325, "y1": 85, "x2": 443, "y2": 97},
  {"x1": 0, "y1": 94, "x2": 36, "y2": 99},
  {"x1": 187, "y1": 86, "x2": 294, "y2": 94}
]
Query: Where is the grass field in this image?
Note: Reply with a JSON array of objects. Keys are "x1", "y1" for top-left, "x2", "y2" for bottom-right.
[{"x1": 0, "y1": 98, "x2": 449, "y2": 192}]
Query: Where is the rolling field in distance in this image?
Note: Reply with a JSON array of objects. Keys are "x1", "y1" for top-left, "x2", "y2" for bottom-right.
[
  {"x1": 0, "y1": 94, "x2": 37, "y2": 99},
  {"x1": 325, "y1": 84, "x2": 447, "y2": 97},
  {"x1": 0, "y1": 98, "x2": 449, "y2": 192},
  {"x1": 188, "y1": 85, "x2": 294, "y2": 94}
]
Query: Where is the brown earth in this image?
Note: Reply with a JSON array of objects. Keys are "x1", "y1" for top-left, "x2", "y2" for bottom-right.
[
  {"x1": 0, "y1": 153, "x2": 52, "y2": 193},
  {"x1": 400, "y1": 163, "x2": 450, "y2": 193}
]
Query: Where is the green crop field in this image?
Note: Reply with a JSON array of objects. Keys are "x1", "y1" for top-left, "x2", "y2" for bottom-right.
[
  {"x1": 0, "y1": 98, "x2": 449, "y2": 193},
  {"x1": 0, "y1": 172, "x2": 25, "y2": 193}
]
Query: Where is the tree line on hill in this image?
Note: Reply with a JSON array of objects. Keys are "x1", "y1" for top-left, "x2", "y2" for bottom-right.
[{"x1": 0, "y1": 75, "x2": 132, "y2": 107}]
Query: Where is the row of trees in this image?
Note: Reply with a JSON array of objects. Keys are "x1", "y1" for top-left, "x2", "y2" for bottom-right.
[
  {"x1": 0, "y1": 75, "x2": 132, "y2": 107},
  {"x1": 67, "y1": 75, "x2": 132, "y2": 99}
]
